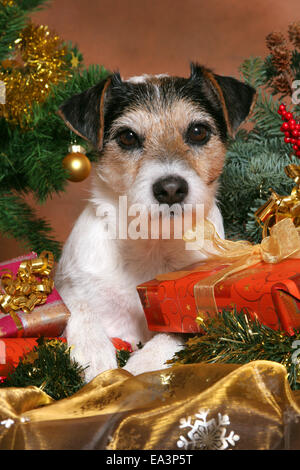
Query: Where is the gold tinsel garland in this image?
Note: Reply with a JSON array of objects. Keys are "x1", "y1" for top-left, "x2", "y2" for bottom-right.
[
  {"x1": 1, "y1": 0, "x2": 14, "y2": 6},
  {"x1": 0, "y1": 22, "x2": 72, "y2": 127}
]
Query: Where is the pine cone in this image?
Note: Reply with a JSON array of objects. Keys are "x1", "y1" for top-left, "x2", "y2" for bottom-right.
[
  {"x1": 271, "y1": 45, "x2": 292, "y2": 72},
  {"x1": 288, "y1": 22, "x2": 300, "y2": 48},
  {"x1": 271, "y1": 73, "x2": 292, "y2": 95},
  {"x1": 266, "y1": 32, "x2": 286, "y2": 50}
]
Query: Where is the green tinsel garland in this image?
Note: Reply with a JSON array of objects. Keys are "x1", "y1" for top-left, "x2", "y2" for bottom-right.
[
  {"x1": 3, "y1": 311, "x2": 300, "y2": 398},
  {"x1": 0, "y1": 337, "x2": 87, "y2": 400},
  {"x1": 0, "y1": 337, "x2": 136, "y2": 400},
  {"x1": 169, "y1": 308, "x2": 300, "y2": 391}
]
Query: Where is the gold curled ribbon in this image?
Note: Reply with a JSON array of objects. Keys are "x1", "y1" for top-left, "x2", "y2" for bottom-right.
[
  {"x1": 0, "y1": 251, "x2": 54, "y2": 316},
  {"x1": 255, "y1": 164, "x2": 300, "y2": 238},
  {"x1": 157, "y1": 218, "x2": 300, "y2": 323}
]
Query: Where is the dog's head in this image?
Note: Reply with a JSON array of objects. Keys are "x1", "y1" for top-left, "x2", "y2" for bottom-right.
[{"x1": 59, "y1": 63, "x2": 255, "y2": 218}]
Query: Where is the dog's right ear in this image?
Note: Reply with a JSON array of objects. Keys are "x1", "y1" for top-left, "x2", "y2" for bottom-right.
[{"x1": 57, "y1": 75, "x2": 113, "y2": 150}]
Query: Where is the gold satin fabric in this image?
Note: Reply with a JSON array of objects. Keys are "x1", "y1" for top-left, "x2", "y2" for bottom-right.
[{"x1": 1, "y1": 361, "x2": 300, "y2": 449}]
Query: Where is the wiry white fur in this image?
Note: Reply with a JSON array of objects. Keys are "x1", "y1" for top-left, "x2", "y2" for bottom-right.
[
  {"x1": 126, "y1": 73, "x2": 169, "y2": 84},
  {"x1": 127, "y1": 159, "x2": 209, "y2": 210}
]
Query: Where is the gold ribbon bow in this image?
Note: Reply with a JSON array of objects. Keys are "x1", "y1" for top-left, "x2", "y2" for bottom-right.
[
  {"x1": 157, "y1": 218, "x2": 300, "y2": 323},
  {"x1": 188, "y1": 218, "x2": 300, "y2": 321},
  {"x1": 0, "y1": 251, "x2": 54, "y2": 316},
  {"x1": 255, "y1": 164, "x2": 300, "y2": 238}
]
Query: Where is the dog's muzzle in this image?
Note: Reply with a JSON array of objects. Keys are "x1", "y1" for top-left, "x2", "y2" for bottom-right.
[{"x1": 152, "y1": 175, "x2": 188, "y2": 206}]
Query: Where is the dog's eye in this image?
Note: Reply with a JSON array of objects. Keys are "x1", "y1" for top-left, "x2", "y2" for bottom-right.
[
  {"x1": 186, "y1": 123, "x2": 210, "y2": 145},
  {"x1": 117, "y1": 129, "x2": 140, "y2": 149}
]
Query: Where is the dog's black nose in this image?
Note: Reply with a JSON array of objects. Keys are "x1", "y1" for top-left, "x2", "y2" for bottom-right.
[{"x1": 152, "y1": 176, "x2": 188, "y2": 205}]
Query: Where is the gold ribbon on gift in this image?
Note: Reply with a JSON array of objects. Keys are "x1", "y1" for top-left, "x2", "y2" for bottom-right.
[
  {"x1": 157, "y1": 218, "x2": 300, "y2": 323},
  {"x1": 0, "y1": 251, "x2": 54, "y2": 317},
  {"x1": 255, "y1": 164, "x2": 300, "y2": 238}
]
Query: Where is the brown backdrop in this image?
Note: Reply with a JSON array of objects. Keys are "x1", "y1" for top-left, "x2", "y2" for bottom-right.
[{"x1": 0, "y1": 0, "x2": 298, "y2": 261}]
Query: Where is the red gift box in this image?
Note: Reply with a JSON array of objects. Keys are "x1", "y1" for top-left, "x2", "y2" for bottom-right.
[
  {"x1": 0, "y1": 253, "x2": 70, "y2": 338},
  {"x1": 137, "y1": 258, "x2": 300, "y2": 335}
]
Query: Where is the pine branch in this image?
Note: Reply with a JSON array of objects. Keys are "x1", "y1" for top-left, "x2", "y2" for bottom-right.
[
  {"x1": 0, "y1": 191, "x2": 61, "y2": 259},
  {"x1": 0, "y1": 0, "x2": 48, "y2": 61},
  {"x1": 116, "y1": 349, "x2": 131, "y2": 367},
  {"x1": 249, "y1": 89, "x2": 284, "y2": 137},
  {"x1": 219, "y1": 134, "x2": 295, "y2": 242},
  {"x1": 170, "y1": 308, "x2": 300, "y2": 390},
  {"x1": 239, "y1": 56, "x2": 267, "y2": 88}
]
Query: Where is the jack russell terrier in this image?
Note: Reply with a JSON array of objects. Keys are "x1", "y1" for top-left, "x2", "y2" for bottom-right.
[{"x1": 55, "y1": 63, "x2": 255, "y2": 382}]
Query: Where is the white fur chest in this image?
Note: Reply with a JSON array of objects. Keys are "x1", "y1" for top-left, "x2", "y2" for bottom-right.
[{"x1": 55, "y1": 200, "x2": 223, "y2": 347}]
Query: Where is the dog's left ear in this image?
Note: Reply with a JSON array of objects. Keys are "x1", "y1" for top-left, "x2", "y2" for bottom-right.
[
  {"x1": 57, "y1": 74, "x2": 113, "y2": 150},
  {"x1": 190, "y1": 63, "x2": 256, "y2": 136}
]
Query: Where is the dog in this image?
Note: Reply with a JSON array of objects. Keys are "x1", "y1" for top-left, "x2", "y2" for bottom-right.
[{"x1": 55, "y1": 63, "x2": 256, "y2": 382}]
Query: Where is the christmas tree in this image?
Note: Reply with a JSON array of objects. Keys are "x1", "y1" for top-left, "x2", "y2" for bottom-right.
[
  {"x1": 219, "y1": 23, "x2": 300, "y2": 243},
  {"x1": 0, "y1": 0, "x2": 109, "y2": 259},
  {"x1": 2, "y1": 3, "x2": 300, "y2": 257}
]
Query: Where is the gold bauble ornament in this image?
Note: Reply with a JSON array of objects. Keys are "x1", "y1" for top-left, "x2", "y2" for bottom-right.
[{"x1": 62, "y1": 145, "x2": 91, "y2": 182}]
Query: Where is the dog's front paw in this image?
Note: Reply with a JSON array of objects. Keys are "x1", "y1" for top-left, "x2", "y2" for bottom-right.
[
  {"x1": 69, "y1": 337, "x2": 118, "y2": 383},
  {"x1": 124, "y1": 333, "x2": 184, "y2": 376}
]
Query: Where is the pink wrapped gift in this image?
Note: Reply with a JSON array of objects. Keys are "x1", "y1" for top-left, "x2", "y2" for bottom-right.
[{"x1": 0, "y1": 253, "x2": 70, "y2": 338}]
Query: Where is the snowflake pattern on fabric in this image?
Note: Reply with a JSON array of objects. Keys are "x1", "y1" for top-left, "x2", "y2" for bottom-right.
[
  {"x1": 0, "y1": 416, "x2": 29, "y2": 430},
  {"x1": 0, "y1": 418, "x2": 15, "y2": 429},
  {"x1": 176, "y1": 409, "x2": 240, "y2": 450}
]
